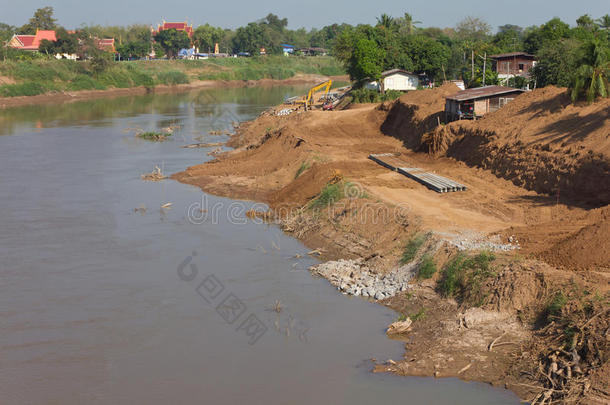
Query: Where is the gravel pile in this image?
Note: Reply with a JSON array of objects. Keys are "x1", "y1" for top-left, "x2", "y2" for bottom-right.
[{"x1": 310, "y1": 259, "x2": 415, "y2": 300}]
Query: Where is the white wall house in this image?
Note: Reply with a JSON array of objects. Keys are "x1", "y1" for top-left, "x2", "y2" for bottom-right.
[{"x1": 365, "y1": 69, "x2": 419, "y2": 92}]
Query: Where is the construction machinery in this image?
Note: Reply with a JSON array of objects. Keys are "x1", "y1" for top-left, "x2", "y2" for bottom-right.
[{"x1": 294, "y1": 80, "x2": 332, "y2": 110}]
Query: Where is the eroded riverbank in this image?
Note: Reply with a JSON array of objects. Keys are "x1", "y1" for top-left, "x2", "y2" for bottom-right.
[
  {"x1": 173, "y1": 86, "x2": 609, "y2": 404},
  {"x1": 0, "y1": 86, "x2": 524, "y2": 404}
]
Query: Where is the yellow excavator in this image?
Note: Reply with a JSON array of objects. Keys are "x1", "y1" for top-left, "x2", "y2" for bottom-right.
[{"x1": 295, "y1": 80, "x2": 332, "y2": 110}]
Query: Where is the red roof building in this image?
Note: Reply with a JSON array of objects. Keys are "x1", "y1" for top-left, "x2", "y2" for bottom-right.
[
  {"x1": 7, "y1": 30, "x2": 57, "y2": 50},
  {"x1": 95, "y1": 38, "x2": 116, "y2": 53},
  {"x1": 155, "y1": 21, "x2": 194, "y2": 39}
]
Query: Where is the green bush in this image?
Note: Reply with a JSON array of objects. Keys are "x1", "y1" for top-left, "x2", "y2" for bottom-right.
[
  {"x1": 417, "y1": 255, "x2": 437, "y2": 279},
  {"x1": 0, "y1": 82, "x2": 50, "y2": 97},
  {"x1": 66, "y1": 75, "x2": 106, "y2": 91},
  {"x1": 400, "y1": 234, "x2": 426, "y2": 265},
  {"x1": 438, "y1": 251, "x2": 496, "y2": 305},
  {"x1": 295, "y1": 161, "x2": 311, "y2": 179},
  {"x1": 351, "y1": 88, "x2": 404, "y2": 103},
  {"x1": 541, "y1": 291, "x2": 568, "y2": 324},
  {"x1": 309, "y1": 182, "x2": 344, "y2": 209}
]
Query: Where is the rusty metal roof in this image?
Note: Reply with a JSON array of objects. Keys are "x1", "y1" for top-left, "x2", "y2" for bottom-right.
[
  {"x1": 446, "y1": 85, "x2": 525, "y2": 101},
  {"x1": 489, "y1": 52, "x2": 535, "y2": 59}
]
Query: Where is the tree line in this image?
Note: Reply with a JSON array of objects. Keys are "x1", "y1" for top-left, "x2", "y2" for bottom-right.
[{"x1": 1, "y1": 8, "x2": 608, "y2": 101}]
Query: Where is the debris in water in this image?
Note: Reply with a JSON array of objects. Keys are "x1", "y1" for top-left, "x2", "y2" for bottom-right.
[
  {"x1": 161, "y1": 202, "x2": 173, "y2": 209},
  {"x1": 181, "y1": 142, "x2": 224, "y2": 149},
  {"x1": 386, "y1": 318, "x2": 413, "y2": 335},
  {"x1": 134, "y1": 204, "x2": 147, "y2": 213},
  {"x1": 141, "y1": 166, "x2": 167, "y2": 181}
]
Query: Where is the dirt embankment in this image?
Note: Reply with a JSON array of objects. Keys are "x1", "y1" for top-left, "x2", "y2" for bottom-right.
[
  {"x1": 415, "y1": 87, "x2": 610, "y2": 208},
  {"x1": 173, "y1": 86, "x2": 609, "y2": 404},
  {"x1": 0, "y1": 74, "x2": 348, "y2": 109}
]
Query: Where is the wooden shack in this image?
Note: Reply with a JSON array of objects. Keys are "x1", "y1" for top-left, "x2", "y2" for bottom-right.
[{"x1": 445, "y1": 85, "x2": 525, "y2": 120}]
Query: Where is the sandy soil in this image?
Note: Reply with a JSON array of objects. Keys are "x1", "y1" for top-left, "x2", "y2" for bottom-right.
[
  {"x1": 173, "y1": 85, "x2": 609, "y2": 404},
  {"x1": 0, "y1": 74, "x2": 349, "y2": 109}
]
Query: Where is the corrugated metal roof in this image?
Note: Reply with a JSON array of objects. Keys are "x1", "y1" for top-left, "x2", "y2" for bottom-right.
[
  {"x1": 381, "y1": 68, "x2": 416, "y2": 77},
  {"x1": 489, "y1": 52, "x2": 535, "y2": 59},
  {"x1": 446, "y1": 86, "x2": 525, "y2": 101}
]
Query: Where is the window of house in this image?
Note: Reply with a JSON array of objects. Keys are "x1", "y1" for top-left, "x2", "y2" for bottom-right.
[
  {"x1": 518, "y1": 63, "x2": 524, "y2": 71},
  {"x1": 385, "y1": 78, "x2": 394, "y2": 88}
]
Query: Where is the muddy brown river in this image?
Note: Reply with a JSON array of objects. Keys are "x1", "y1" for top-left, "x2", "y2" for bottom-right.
[{"x1": 0, "y1": 87, "x2": 521, "y2": 404}]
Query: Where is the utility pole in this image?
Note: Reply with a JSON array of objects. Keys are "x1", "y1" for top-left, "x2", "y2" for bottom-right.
[
  {"x1": 482, "y1": 53, "x2": 486, "y2": 86},
  {"x1": 477, "y1": 52, "x2": 487, "y2": 86},
  {"x1": 471, "y1": 49, "x2": 474, "y2": 82}
]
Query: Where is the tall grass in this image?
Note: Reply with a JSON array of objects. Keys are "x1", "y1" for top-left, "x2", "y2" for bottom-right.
[
  {"x1": 198, "y1": 56, "x2": 345, "y2": 81},
  {"x1": 0, "y1": 56, "x2": 344, "y2": 97},
  {"x1": 400, "y1": 234, "x2": 427, "y2": 265}
]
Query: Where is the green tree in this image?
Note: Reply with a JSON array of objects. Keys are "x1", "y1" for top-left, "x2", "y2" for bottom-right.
[
  {"x1": 193, "y1": 24, "x2": 225, "y2": 53},
  {"x1": 493, "y1": 25, "x2": 523, "y2": 52},
  {"x1": 153, "y1": 29, "x2": 190, "y2": 59},
  {"x1": 397, "y1": 13, "x2": 421, "y2": 35},
  {"x1": 531, "y1": 39, "x2": 581, "y2": 87},
  {"x1": 576, "y1": 14, "x2": 596, "y2": 30},
  {"x1": 348, "y1": 37, "x2": 384, "y2": 84},
  {"x1": 116, "y1": 41, "x2": 150, "y2": 59},
  {"x1": 571, "y1": 37, "x2": 610, "y2": 102},
  {"x1": 0, "y1": 22, "x2": 16, "y2": 42},
  {"x1": 401, "y1": 35, "x2": 450, "y2": 80},
  {"x1": 523, "y1": 17, "x2": 570, "y2": 54},
  {"x1": 19, "y1": 6, "x2": 57, "y2": 34},
  {"x1": 455, "y1": 16, "x2": 491, "y2": 42},
  {"x1": 37, "y1": 28, "x2": 78, "y2": 57},
  {"x1": 376, "y1": 14, "x2": 397, "y2": 31},
  {"x1": 597, "y1": 14, "x2": 610, "y2": 30},
  {"x1": 232, "y1": 22, "x2": 270, "y2": 54}
]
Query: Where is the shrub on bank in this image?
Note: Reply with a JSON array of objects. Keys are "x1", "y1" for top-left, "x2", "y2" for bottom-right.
[
  {"x1": 437, "y1": 251, "x2": 496, "y2": 305},
  {"x1": 156, "y1": 70, "x2": 189, "y2": 85},
  {"x1": 351, "y1": 88, "x2": 403, "y2": 103},
  {"x1": 0, "y1": 82, "x2": 51, "y2": 97}
]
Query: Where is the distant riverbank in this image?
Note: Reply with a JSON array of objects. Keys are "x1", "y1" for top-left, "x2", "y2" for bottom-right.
[
  {"x1": 0, "y1": 74, "x2": 348, "y2": 108},
  {"x1": 0, "y1": 56, "x2": 346, "y2": 108}
]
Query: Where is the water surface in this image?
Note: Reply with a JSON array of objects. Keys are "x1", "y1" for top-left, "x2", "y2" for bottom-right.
[{"x1": 0, "y1": 87, "x2": 521, "y2": 404}]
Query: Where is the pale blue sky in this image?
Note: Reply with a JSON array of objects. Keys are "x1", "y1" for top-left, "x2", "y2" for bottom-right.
[{"x1": 2, "y1": 0, "x2": 608, "y2": 31}]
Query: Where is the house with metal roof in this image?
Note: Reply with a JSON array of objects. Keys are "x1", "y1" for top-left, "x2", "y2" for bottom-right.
[
  {"x1": 365, "y1": 69, "x2": 420, "y2": 92},
  {"x1": 489, "y1": 52, "x2": 536, "y2": 83},
  {"x1": 445, "y1": 85, "x2": 525, "y2": 120}
]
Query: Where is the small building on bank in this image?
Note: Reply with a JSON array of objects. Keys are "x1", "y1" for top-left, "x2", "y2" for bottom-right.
[
  {"x1": 365, "y1": 69, "x2": 420, "y2": 92},
  {"x1": 298, "y1": 47, "x2": 327, "y2": 56},
  {"x1": 445, "y1": 85, "x2": 525, "y2": 120},
  {"x1": 490, "y1": 52, "x2": 536, "y2": 83},
  {"x1": 281, "y1": 44, "x2": 295, "y2": 56}
]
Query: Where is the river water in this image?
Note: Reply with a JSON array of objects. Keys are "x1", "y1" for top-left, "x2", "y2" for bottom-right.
[{"x1": 0, "y1": 87, "x2": 520, "y2": 404}]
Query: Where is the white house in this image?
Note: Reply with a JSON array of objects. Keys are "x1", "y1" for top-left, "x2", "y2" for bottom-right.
[{"x1": 365, "y1": 69, "x2": 420, "y2": 92}]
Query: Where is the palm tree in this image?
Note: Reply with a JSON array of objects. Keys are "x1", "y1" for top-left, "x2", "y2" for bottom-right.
[
  {"x1": 596, "y1": 14, "x2": 610, "y2": 30},
  {"x1": 376, "y1": 14, "x2": 396, "y2": 30},
  {"x1": 401, "y1": 13, "x2": 421, "y2": 35},
  {"x1": 571, "y1": 38, "x2": 610, "y2": 103}
]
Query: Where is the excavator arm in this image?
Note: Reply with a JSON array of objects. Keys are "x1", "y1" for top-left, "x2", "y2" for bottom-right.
[{"x1": 296, "y1": 80, "x2": 332, "y2": 110}]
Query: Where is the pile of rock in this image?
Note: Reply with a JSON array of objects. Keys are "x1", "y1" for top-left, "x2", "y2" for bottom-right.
[{"x1": 310, "y1": 259, "x2": 414, "y2": 300}]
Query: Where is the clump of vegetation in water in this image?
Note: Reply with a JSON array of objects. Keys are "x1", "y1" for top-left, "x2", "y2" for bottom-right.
[{"x1": 136, "y1": 131, "x2": 173, "y2": 141}]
